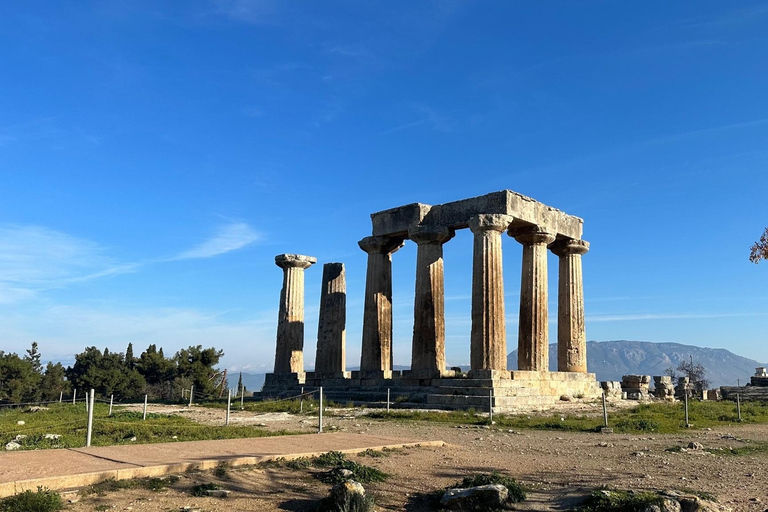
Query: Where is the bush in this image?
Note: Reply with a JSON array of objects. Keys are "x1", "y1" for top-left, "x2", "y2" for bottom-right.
[
  {"x1": 456, "y1": 472, "x2": 526, "y2": 503},
  {"x1": 317, "y1": 492, "x2": 374, "y2": 512},
  {"x1": 285, "y1": 451, "x2": 388, "y2": 484},
  {"x1": 579, "y1": 488, "x2": 661, "y2": 511},
  {"x1": 191, "y1": 482, "x2": 220, "y2": 497},
  {"x1": 0, "y1": 488, "x2": 63, "y2": 512}
]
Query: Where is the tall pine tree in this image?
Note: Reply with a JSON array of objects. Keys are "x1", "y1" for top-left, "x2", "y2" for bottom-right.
[{"x1": 125, "y1": 342, "x2": 135, "y2": 369}]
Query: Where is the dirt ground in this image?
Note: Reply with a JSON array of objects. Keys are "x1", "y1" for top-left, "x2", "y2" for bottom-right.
[{"x1": 67, "y1": 404, "x2": 768, "y2": 511}]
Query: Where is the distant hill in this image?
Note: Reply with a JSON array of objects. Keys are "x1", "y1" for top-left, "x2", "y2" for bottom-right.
[{"x1": 507, "y1": 340, "x2": 764, "y2": 388}]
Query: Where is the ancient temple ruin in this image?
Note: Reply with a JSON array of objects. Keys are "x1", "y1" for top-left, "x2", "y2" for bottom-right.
[{"x1": 262, "y1": 190, "x2": 601, "y2": 410}]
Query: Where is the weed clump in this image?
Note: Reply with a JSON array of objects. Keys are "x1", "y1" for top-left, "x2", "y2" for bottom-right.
[
  {"x1": 285, "y1": 451, "x2": 388, "y2": 484},
  {"x1": 317, "y1": 491, "x2": 374, "y2": 512},
  {"x1": 191, "y1": 482, "x2": 220, "y2": 496},
  {"x1": 579, "y1": 488, "x2": 662, "y2": 511},
  {"x1": 0, "y1": 487, "x2": 63, "y2": 512}
]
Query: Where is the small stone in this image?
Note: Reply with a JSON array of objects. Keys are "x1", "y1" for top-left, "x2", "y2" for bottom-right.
[
  {"x1": 171, "y1": 436, "x2": 178, "y2": 439},
  {"x1": 688, "y1": 441, "x2": 704, "y2": 450},
  {"x1": 560, "y1": 395, "x2": 572, "y2": 401},
  {"x1": 441, "y1": 484, "x2": 508, "y2": 510},
  {"x1": 16, "y1": 420, "x2": 25, "y2": 426},
  {"x1": 43, "y1": 434, "x2": 61, "y2": 440},
  {"x1": 204, "y1": 489, "x2": 230, "y2": 497},
  {"x1": 5, "y1": 441, "x2": 21, "y2": 451},
  {"x1": 14, "y1": 434, "x2": 27, "y2": 442}
]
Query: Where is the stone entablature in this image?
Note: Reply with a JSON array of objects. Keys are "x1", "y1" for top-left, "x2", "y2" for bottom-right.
[{"x1": 370, "y1": 190, "x2": 583, "y2": 240}]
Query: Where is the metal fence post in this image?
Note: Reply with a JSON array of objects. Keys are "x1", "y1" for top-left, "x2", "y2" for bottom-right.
[
  {"x1": 73, "y1": 389, "x2": 77, "y2": 405},
  {"x1": 684, "y1": 392, "x2": 690, "y2": 427},
  {"x1": 300, "y1": 387, "x2": 304, "y2": 414},
  {"x1": 240, "y1": 386, "x2": 244, "y2": 410},
  {"x1": 602, "y1": 392, "x2": 608, "y2": 427},
  {"x1": 143, "y1": 394, "x2": 148, "y2": 420},
  {"x1": 737, "y1": 393, "x2": 742, "y2": 422},
  {"x1": 189, "y1": 385, "x2": 194, "y2": 407},
  {"x1": 226, "y1": 389, "x2": 231, "y2": 426},
  {"x1": 86, "y1": 389, "x2": 95, "y2": 447},
  {"x1": 387, "y1": 388, "x2": 390, "y2": 412},
  {"x1": 109, "y1": 394, "x2": 114, "y2": 416},
  {"x1": 318, "y1": 387, "x2": 323, "y2": 433},
  {"x1": 59, "y1": 391, "x2": 63, "y2": 403},
  {"x1": 489, "y1": 389, "x2": 493, "y2": 424}
]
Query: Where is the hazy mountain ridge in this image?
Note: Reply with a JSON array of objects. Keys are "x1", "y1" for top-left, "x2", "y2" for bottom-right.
[{"x1": 508, "y1": 340, "x2": 763, "y2": 388}]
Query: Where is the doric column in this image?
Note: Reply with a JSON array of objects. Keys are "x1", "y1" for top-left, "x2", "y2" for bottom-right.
[
  {"x1": 550, "y1": 238, "x2": 589, "y2": 372},
  {"x1": 273, "y1": 254, "x2": 317, "y2": 374},
  {"x1": 513, "y1": 229, "x2": 556, "y2": 371},
  {"x1": 469, "y1": 214, "x2": 513, "y2": 372},
  {"x1": 358, "y1": 236, "x2": 404, "y2": 373},
  {"x1": 315, "y1": 262, "x2": 346, "y2": 374},
  {"x1": 408, "y1": 225, "x2": 454, "y2": 378}
]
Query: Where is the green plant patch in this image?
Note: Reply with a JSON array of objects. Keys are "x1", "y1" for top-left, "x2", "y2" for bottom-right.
[
  {"x1": 191, "y1": 482, "x2": 220, "y2": 496},
  {"x1": 579, "y1": 488, "x2": 662, "y2": 511},
  {"x1": 0, "y1": 487, "x2": 63, "y2": 512},
  {"x1": 283, "y1": 451, "x2": 388, "y2": 484},
  {"x1": 455, "y1": 472, "x2": 527, "y2": 503}
]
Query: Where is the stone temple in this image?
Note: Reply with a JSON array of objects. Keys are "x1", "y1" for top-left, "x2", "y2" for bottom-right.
[{"x1": 261, "y1": 190, "x2": 601, "y2": 411}]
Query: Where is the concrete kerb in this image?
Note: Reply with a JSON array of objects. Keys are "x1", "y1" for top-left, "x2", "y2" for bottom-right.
[{"x1": 1, "y1": 440, "x2": 445, "y2": 498}]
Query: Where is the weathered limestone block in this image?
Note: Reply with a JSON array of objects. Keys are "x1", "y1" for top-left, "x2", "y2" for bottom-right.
[
  {"x1": 440, "y1": 484, "x2": 508, "y2": 510},
  {"x1": 601, "y1": 381, "x2": 623, "y2": 397},
  {"x1": 513, "y1": 228, "x2": 556, "y2": 372},
  {"x1": 469, "y1": 214, "x2": 513, "y2": 374},
  {"x1": 550, "y1": 238, "x2": 589, "y2": 373},
  {"x1": 315, "y1": 263, "x2": 346, "y2": 374},
  {"x1": 706, "y1": 389, "x2": 721, "y2": 401},
  {"x1": 675, "y1": 377, "x2": 692, "y2": 399},
  {"x1": 358, "y1": 236, "x2": 404, "y2": 373},
  {"x1": 621, "y1": 375, "x2": 651, "y2": 400},
  {"x1": 408, "y1": 225, "x2": 454, "y2": 378},
  {"x1": 273, "y1": 254, "x2": 316, "y2": 374},
  {"x1": 653, "y1": 376, "x2": 675, "y2": 400}
]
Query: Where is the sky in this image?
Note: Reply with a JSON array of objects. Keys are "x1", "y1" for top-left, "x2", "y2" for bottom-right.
[{"x1": 1, "y1": 1, "x2": 767, "y2": 375}]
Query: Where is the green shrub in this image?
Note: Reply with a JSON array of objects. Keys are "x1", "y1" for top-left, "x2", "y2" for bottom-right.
[
  {"x1": 579, "y1": 488, "x2": 662, "y2": 511},
  {"x1": 317, "y1": 492, "x2": 374, "y2": 512},
  {"x1": 191, "y1": 482, "x2": 220, "y2": 496},
  {"x1": 213, "y1": 462, "x2": 229, "y2": 479},
  {"x1": 456, "y1": 472, "x2": 526, "y2": 503},
  {"x1": 0, "y1": 487, "x2": 63, "y2": 512},
  {"x1": 284, "y1": 451, "x2": 388, "y2": 484}
]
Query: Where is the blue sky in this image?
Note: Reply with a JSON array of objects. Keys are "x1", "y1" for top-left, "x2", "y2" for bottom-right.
[{"x1": 1, "y1": 1, "x2": 767, "y2": 374}]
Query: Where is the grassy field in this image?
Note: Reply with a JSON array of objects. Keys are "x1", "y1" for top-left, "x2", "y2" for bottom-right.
[
  {"x1": 0, "y1": 402, "x2": 298, "y2": 450},
  {"x1": 364, "y1": 400, "x2": 768, "y2": 434}
]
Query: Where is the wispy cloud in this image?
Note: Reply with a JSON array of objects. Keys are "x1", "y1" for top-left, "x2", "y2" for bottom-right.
[
  {"x1": 678, "y1": 4, "x2": 768, "y2": 28},
  {"x1": 174, "y1": 222, "x2": 261, "y2": 260}
]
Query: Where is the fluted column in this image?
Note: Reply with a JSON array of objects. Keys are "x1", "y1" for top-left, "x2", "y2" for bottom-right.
[
  {"x1": 359, "y1": 236, "x2": 405, "y2": 373},
  {"x1": 469, "y1": 214, "x2": 513, "y2": 372},
  {"x1": 273, "y1": 254, "x2": 317, "y2": 374},
  {"x1": 315, "y1": 262, "x2": 346, "y2": 374},
  {"x1": 408, "y1": 225, "x2": 454, "y2": 378},
  {"x1": 550, "y1": 238, "x2": 589, "y2": 372},
  {"x1": 513, "y1": 229, "x2": 556, "y2": 371}
]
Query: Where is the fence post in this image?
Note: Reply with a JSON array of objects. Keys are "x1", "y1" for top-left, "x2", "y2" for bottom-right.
[
  {"x1": 387, "y1": 388, "x2": 390, "y2": 412},
  {"x1": 143, "y1": 395, "x2": 148, "y2": 420},
  {"x1": 602, "y1": 392, "x2": 608, "y2": 427},
  {"x1": 737, "y1": 393, "x2": 742, "y2": 422},
  {"x1": 300, "y1": 387, "x2": 304, "y2": 414},
  {"x1": 73, "y1": 389, "x2": 77, "y2": 405},
  {"x1": 318, "y1": 387, "x2": 323, "y2": 433},
  {"x1": 489, "y1": 389, "x2": 493, "y2": 424},
  {"x1": 240, "y1": 386, "x2": 244, "y2": 410},
  {"x1": 226, "y1": 389, "x2": 231, "y2": 426},
  {"x1": 684, "y1": 392, "x2": 690, "y2": 427},
  {"x1": 189, "y1": 385, "x2": 194, "y2": 407},
  {"x1": 109, "y1": 394, "x2": 114, "y2": 417},
  {"x1": 59, "y1": 391, "x2": 63, "y2": 404},
  {"x1": 86, "y1": 389, "x2": 95, "y2": 447},
  {"x1": 85, "y1": 391, "x2": 89, "y2": 415}
]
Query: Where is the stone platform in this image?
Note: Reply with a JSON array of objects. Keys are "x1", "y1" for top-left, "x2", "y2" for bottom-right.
[{"x1": 261, "y1": 370, "x2": 601, "y2": 412}]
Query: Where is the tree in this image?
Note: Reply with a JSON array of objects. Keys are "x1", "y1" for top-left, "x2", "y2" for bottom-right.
[
  {"x1": 676, "y1": 359, "x2": 709, "y2": 392},
  {"x1": 174, "y1": 345, "x2": 224, "y2": 397},
  {"x1": 237, "y1": 372, "x2": 244, "y2": 396},
  {"x1": 0, "y1": 351, "x2": 40, "y2": 403},
  {"x1": 125, "y1": 342, "x2": 135, "y2": 370},
  {"x1": 750, "y1": 228, "x2": 768, "y2": 263},
  {"x1": 67, "y1": 347, "x2": 145, "y2": 399},
  {"x1": 24, "y1": 342, "x2": 43, "y2": 375},
  {"x1": 39, "y1": 362, "x2": 70, "y2": 400}
]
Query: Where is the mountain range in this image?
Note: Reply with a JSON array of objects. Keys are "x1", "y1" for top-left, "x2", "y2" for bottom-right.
[
  {"x1": 508, "y1": 340, "x2": 763, "y2": 388},
  {"x1": 236, "y1": 341, "x2": 764, "y2": 391}
]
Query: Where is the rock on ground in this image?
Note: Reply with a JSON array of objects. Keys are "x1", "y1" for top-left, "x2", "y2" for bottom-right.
[{"x1": 440, "y1": 483, "x2": 508, "y2": 510}]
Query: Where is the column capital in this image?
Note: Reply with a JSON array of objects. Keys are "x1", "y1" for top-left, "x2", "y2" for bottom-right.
[
  {"x1": 468, "y1": 214, "x2": 514, "y2": 234},
  {"x1": 275, "y1": 254, "x2": 317, "y2": 270},
  {"x1": 407, "y1": 225, "x2": 455, "y2": 245},
  {"x1": 358, "y1": 236, "x2": 405, "y2": 255},
  {"x1": 550, "y1": 238, "x2": 589, "y2": 256},
  {"x1": 549, "y1": 238, "x2": 589, "y2": 256},
  {"x1": 512, "y1": 228, "x2": 556, "y2": 246}
]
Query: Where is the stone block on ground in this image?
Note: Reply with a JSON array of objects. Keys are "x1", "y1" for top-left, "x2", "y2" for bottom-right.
[{"x1": 440, "y1": 483, "x2": 508, "y2": 510}]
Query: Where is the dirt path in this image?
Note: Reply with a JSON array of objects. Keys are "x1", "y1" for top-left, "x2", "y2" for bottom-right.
[{"x1": 66, "y1": 409, "x2": 768, "y2": 511}]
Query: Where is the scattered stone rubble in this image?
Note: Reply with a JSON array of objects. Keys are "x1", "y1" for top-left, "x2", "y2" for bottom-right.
[
  {"x1": 621, "y1": 375, "x2": 651, "y2": 400},
  {"x1": 653, "y1": 376, "x2": 675, "y2": 400}
]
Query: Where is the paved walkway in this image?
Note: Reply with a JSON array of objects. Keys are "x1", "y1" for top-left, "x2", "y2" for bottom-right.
[{"x1": 0, "y1": 433, "x2": 443, "y2": 497}]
